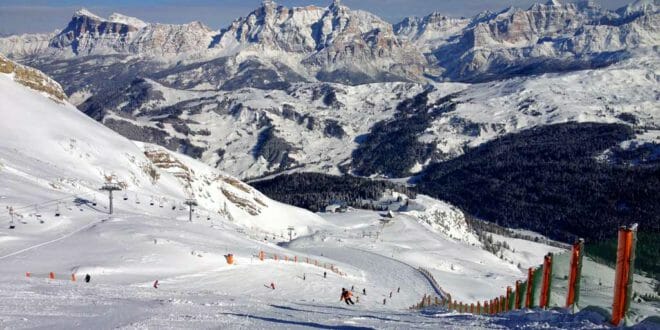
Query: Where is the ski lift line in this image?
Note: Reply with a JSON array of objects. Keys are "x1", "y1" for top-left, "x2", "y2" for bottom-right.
[{"x1": 7, "y1": 191, "x2": 96, "y2": 212}]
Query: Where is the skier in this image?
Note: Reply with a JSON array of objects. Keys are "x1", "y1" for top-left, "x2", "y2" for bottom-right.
[
  {"x1": 303, "y1": 273, "x2": 306, "y2": 281},
  {"x1": 84, "y1": 274, "x2": 91, "y2": 283},
  {"x1": 323, "y1": 271, "x2": 327, "y2": 279},
  {"x1": 363, "y1": 288, "x2": 366, "y2": 295},
  {"x1": 389, "y1": 291, "x2": 393, "y2": 298},
  {"x1": 356, "y1": 296, "x2": 360, "y2": 303},
  {"x1": 340, "y1": 288, "x2": 354, "y2": 305},
  {"x1": 153, "y1": 280, "x2": 159, "y2": 289},
  {"x1": 383, "y1": 298, "x2": 387, "y2": 305},
  {"x1": 270, "y1": 282, "x2": 276, "y2": 290},
  {"x1": 397, "y1": 287, "x2": 400, "y2": 293},
  {"x1": 351, "y1": 285, "x2": 354, "y2": 291}
]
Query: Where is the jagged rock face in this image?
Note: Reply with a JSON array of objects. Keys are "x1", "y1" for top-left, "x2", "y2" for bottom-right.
[
  {"x1": 49, "y1": 9, "x2": 140, "y2": 55},
  {"x1": 394, "y1": 13, "x2": 470, "y2": 51},
  {"x1": 18, "y1": 9, "x2": 216, "y2": 58},
  {"x1": 428, "y1": 0, "x2": 659, "y2": 81},
  {"x1": 1, "y1": 0, "x2": 657, "y2": 86},
  {"x1": 213, "y1": 0, "x2": 425, "y2": 83},
  {"x1": 0, "y1": 54, "x2": 67, "y2": 102}
]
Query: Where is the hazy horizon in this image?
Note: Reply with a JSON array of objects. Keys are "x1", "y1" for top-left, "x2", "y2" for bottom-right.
[{"x1": 0, "y1": 0, "x2": 634, "y2": 35}]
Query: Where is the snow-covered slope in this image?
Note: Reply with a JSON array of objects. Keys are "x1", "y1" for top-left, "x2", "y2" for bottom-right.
[{"x1": 0, "y1": 56, "x2": 325, "y2": 235}]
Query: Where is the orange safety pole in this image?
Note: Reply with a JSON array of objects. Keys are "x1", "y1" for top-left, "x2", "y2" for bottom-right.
[
  {"x1": 294, "y1": 256, "x2": 298, "y2": 263},
  {"x1": 484, "y1": 301, "x2": 489, "y2": 315},
  {"x1": 566, "y1": 239, "x2": 582, "y2": 309},
  {"x1": 49, "y1": 272, "x2": 55, "y2": 279},
  {"x1": 477, "y1": 301, "x2": 481, "y2": 315},
  {"x1": 259, "y1": 251, "x2": 264, "y2": 261},
  {"x1": 540, "y1": 253, "x2": 553, "y2": 309},
  {"x1": 525, "y1": 267, "x2": 534, "y2": 308},
  {"x1": 470, "y1": 303, "x2": 474, "y2": 314},
  {"x1": 506, "y1": 286, "x2": 512, "y2": 311},
  {"x1": 612, "y1": 225, "x2": 636, "y2": 326},
  {"x1": 514, "y1": 280, "x2": 521, "y2": 310},
  {"x1": 26, "y1": 272, "x2": 31, "y2": 278},
  {"x1": 71, "y1": 274, "x2": 76, "y2": 282}
]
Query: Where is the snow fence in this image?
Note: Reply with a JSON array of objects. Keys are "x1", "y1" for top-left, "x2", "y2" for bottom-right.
[{"x1": 411, "y1": 224, "x2": 647, "y2": 327}]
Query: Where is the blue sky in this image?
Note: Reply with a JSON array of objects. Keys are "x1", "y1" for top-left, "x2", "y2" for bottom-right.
[{"x1": 0, "y1": 0, "x2": 633, "y2": 35}]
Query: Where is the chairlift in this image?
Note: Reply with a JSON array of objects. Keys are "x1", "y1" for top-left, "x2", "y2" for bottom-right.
[
  {"x1": 123, "y1": 193, "x2": 128, "y2": 201},
  {"x1": 92, "y1": 196, "x2": 97, "y2": 207},
  {"x1": 171, "y1": 205, "x2": 176, "y2": 211},
  {"x1": 149, "y1": 196, "x2": 155, "y2": 206},
  {"x1": 135, "y1": 193, "x2": 140, "y2": 205},
  {"x1": 55, "y1": 203, "x2": 61, "y2": 217}
]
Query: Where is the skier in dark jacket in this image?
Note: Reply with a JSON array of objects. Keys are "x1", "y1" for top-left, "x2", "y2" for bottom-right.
[
  {"x1": 84, "y1": 274, "x2": 91, "y2": 283},
  {"x1": 363, "y1": 288, "x2": 366, "y2": 295}
]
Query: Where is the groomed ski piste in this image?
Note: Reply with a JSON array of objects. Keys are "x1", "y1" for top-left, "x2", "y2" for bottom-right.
[{"x1": 1, "y1": 57, "x2": 659, "y2": 329}]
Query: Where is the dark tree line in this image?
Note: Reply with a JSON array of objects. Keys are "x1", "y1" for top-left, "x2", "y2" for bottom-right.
[
  {"x1": 351, "y1": 89, "x2": 457, "y2": 177},
  {"x1": 250, "y1": 172, "x2": 416, "y2": 212},
  {"x1": 416, "y1": 122, "x2": 660, "y2": 246}
]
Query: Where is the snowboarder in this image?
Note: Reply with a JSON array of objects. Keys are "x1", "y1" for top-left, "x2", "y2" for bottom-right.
[
  {"x1": 397, "y1": 287, "x2": 400, "y2": 293},
  {"x1": 153, "y1": 280, "x2": 159, "y2": 289},
  {"x1": 340, "y1": 288, "x2": 354, "y2": 305},
  {"x1": 323, "y1": 271, "x2": 327, "y2": 279},
  {"x1": 363, "y1": 288, "x2": 366, "y2": 295},
  {"x1": 84, "y1": 274, "x2": 91, "y2": 283},
  {"x1": 270, "y1": 282, "x2": 276, "y2": 290}
]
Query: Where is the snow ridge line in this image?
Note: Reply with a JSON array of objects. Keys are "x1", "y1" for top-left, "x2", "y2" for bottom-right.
[{"x1": 0, "y1": 217, "x2": 108, "y2": 260}]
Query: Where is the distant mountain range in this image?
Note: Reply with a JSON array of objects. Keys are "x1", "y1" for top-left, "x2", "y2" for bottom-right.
[{"x1": 0, "y1": 0, "x2": 658, "y2": 179}]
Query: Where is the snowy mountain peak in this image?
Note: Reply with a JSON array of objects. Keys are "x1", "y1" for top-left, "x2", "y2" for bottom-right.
[
  {"x1": 108, "y1": 12, "x2": 148, "y2": 28},
  {"x1": 73, "y1": 8, "x2": 103, "y2": 20}
]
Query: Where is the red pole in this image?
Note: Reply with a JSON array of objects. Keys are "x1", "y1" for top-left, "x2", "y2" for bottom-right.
[
  {"x1": 566, "y1": 240, "x2": 581, "y2": 308},
  {"x1": 540, "y1": 253, "x2": 553, "y2": 309},
  {"x1": 514, "y1": 280, "x2": 521, "y2": 310},
  {"x1": 612, "y1": 226, "x2": 635, "y2": 326},
  {"x1": 525, "y1": 267, "x2": 534, "y2": 308}
]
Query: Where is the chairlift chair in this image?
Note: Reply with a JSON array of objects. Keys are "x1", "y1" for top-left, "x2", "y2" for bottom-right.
[
  {"x1": 55, "y1": 203, "x2": 61, "y2": 217},
  {"x1": 123, "y1": 193, "x2": 128, "y2": 201}
]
